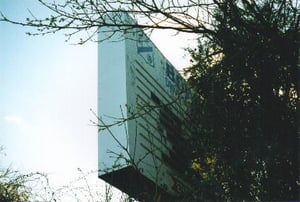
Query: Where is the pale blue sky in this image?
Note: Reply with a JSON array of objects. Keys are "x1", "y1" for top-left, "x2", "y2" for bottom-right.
[
  {"x1": 0, "y1": 0, "x2": 98, "y2": 188},
  {"x1": 0, "y1": 0, "x2": 195, "y2": 197}
]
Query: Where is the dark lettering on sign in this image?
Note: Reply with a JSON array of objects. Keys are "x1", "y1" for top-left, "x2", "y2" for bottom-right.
[
  {"x1": 136, "y1": 32, "x2": 154, "y2": 67},
  {"x1": 165, "y1": 61, "x2": 191, "y2": 105},
  {"x1": 146, "y1": 54, "x2": 153, "y2": 65},
  {"x1": 166, "y1": 62, "x2": 184, "y2": 95},
  {"x1": 175, "y1": 74, "x2": 183, "y2": 91},
  {"x1": 166, "y1": 62, "x2": 175, "y2": 82},
  {"x1": 137, "y1": 47, "x2": 153, "y2": 53}
]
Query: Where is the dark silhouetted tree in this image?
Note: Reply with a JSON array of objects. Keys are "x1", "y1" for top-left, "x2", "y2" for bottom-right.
[{"x1": 186, "y1": 1, "x2": 299, "y2": 200}]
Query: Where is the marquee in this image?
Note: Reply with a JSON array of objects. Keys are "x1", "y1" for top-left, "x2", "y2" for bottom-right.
[{"x1": 98, "y1": 13, "x2": 192, "y2": 200}]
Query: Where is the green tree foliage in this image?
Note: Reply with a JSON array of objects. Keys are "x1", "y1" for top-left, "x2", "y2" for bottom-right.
[
  {"x1": 0, "y1": 147, "x2": 132, "y2": 202},
  {"x1": 186, "y1": 1, "x2": 299, "y2": 201},
  {"x1": 0, "y1": 167, "x2": 56, "y2": 202},
  {"x1": 0, "y1": 169, "x2": 31, "y2": 202}
]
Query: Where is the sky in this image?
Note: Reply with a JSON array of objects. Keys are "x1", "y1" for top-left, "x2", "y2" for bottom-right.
[{"x1": 0, "y1": 0, "x2": 196, "y2": 200}]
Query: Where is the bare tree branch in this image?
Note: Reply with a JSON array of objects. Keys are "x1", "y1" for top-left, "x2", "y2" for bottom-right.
[{"x1": 0, "y1": 0, "x2": 218, "y2": 43}]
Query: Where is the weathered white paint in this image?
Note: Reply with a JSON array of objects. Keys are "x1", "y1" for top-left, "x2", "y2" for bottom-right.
[{"x1": 98, "y1": 13, "x2": 191, "y2": 198}]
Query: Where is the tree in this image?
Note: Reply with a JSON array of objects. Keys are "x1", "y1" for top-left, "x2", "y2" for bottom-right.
[
  {"x1": 0, "y1": 147, "x2": 134, "y2": 202},
  {"x1": 185, "y1": 0, "x2": 299, "y2": 201},
  {"x1": 0, "y1": 0, "x2": 217, "y2": 43},
  {"x1": 0, "y1": 168, "x2": 56, "y2": 202},
  {"x1": 1, "y1": 0, "x2": 299, "y2": 201},
  {"x1": 0, "y1": 147, "x2": 56, "y2": 202}
]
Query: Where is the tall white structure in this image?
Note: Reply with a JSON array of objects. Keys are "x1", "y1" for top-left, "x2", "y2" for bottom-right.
[{"x1": 98, "y1": 13, "x2": 192, "y2": 201}]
